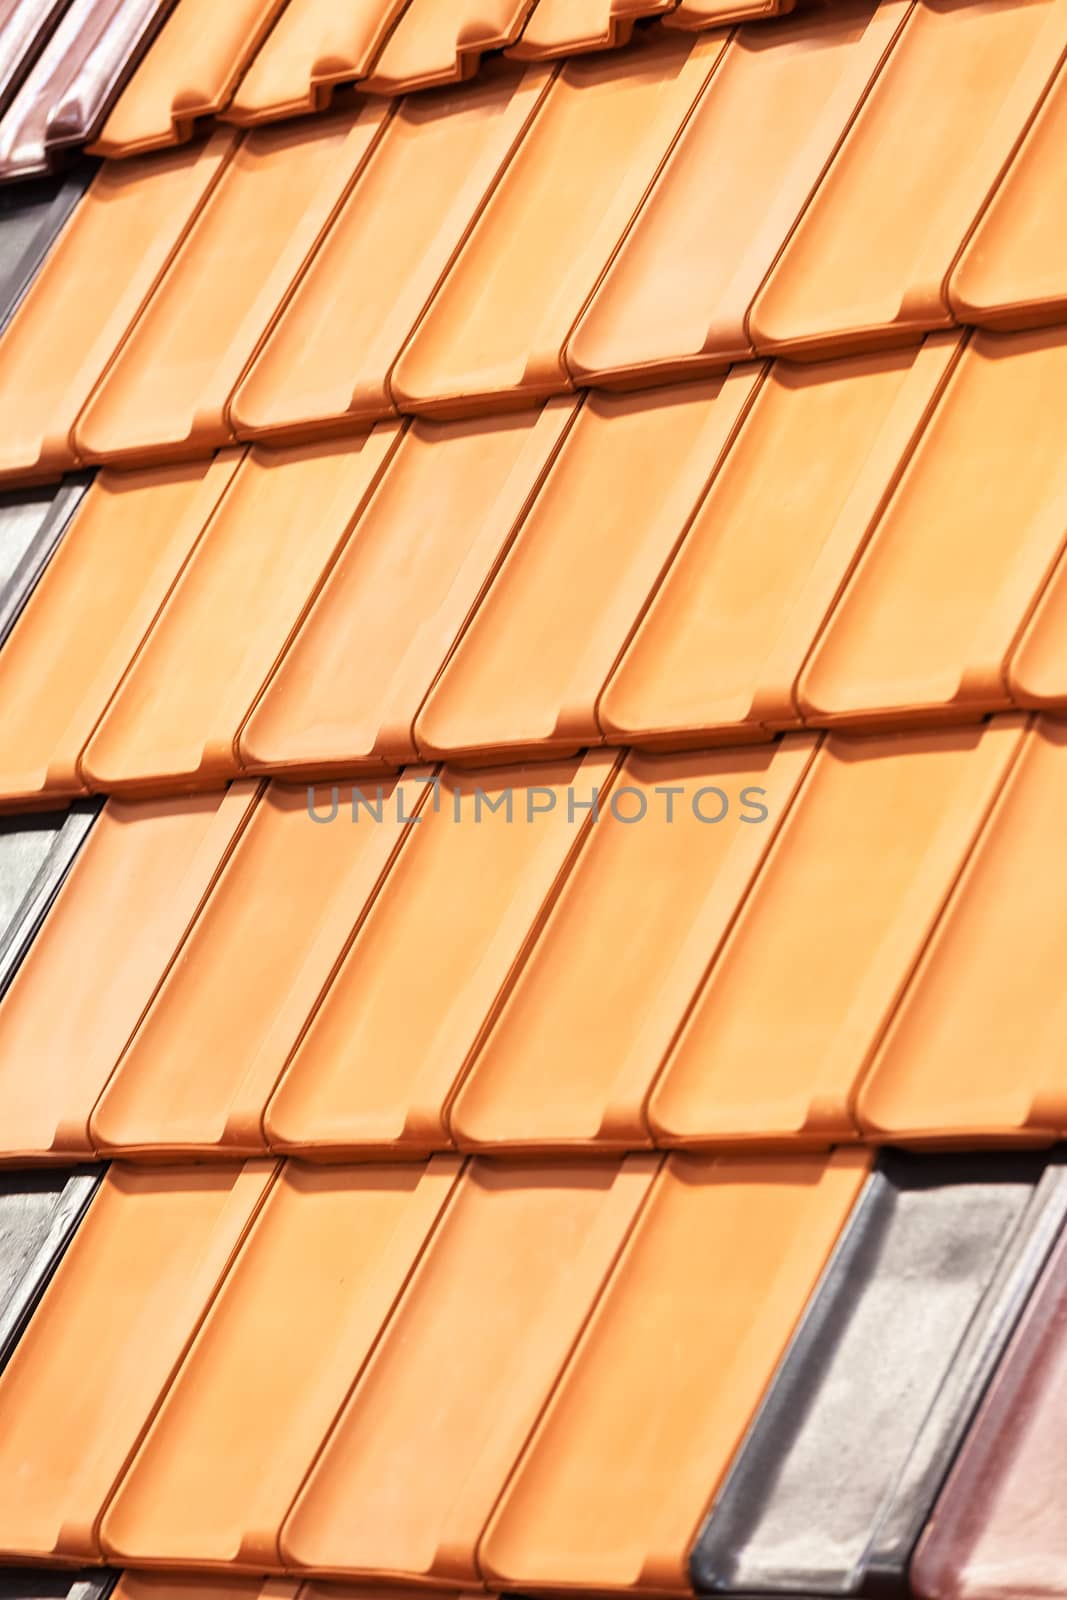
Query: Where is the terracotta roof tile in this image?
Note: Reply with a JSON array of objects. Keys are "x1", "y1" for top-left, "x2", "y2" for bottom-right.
[
  {"x1": 80, "y1": 430, "x2": 401, "y2": 793},
  {"x1": 415, "y1": 373, "x2": 761, "y2": 761},
  {"x1": 649, "y1": 722, "x2": 1023, "y2": 1148},
  {"x1": 73, "y1": 107, "x2": 391, "y2": 467},
  {"x1": 391, "y1": 29, "x2": 725, "y2": 415},
  {"x1": 0, "y1": 137, "x2": 234, "y2": 485},
  {"x1": 601, "y1": 338, "x2": 960, "y2": 746},
  {"x1": 0, "y1": 1160, "x2": 275, "y2": 1563},
  {"x1": 1010, "y1": 531, "x2": 1067, "y2": 707},
  {"x1": 0, "y1": 801, "x2": 96, "y2": 995},
  {"x1": 450, "y1": 740, "x2": 815, "y2": 1151},
  {"x1": 279, "y1": 1155, "x2": 657, "y2": 1582},
  {"x1": 225, "y1": 0, "x2": 410, "y2": 124},
  {"x1": 750, "y1": 0, "x2": 1067, "y2": 359},
  {"x1": 950, "y1": 58, "x2": 1067, "y2": 334},
  {"x1": 0, "y1": 456, "x2": 240, "y2": 809},
  {"x1": 100, "y1": 1159, "x2": 461, "y2": 1569},
  {"x1": 911, "y1": 1218, "x2": 1067, "y2": 1600},
  {"x1": 360, "y1": 0, "x2": 536, "y2": 94},
  {"x1": 91, "y1": 0, "x2": 289, "y2": 156},
  {"x1": 90, "y1": 779, "x2": 418, "y2": 1157},
  {"x1": 857, "y1": 717, "x2": 1067, "y2": 1146},
  {"x1": 694, "y1": 1152, "x2": 1067, "y2": 1596},
  {"x1": 0, "y1": 784, "x2": 258, "y2": 1161},
  {"x1": 0, "y1": 1169, "x2": 100, "y2": 1369},
  {"x1": 0, "y1": 0, "x2": 172, "y2": 181},
  {"x1": 508, "y1": 0, "x2": 676, "y2": 59},
  {"x1": 568, "y1": 0, "x2": 912, "y2": 386},
  {"x1": 0, "y1": 475, "x2": 88, "y2": 651},
  {"x1": 663, "y1": 0, "x2": 793, "y2": 24},
  {"x1": 240, "y1": 406, "x2": 576, "y2": 776},
  {"x1": 110, "y1": 1577, "x2": 295, "y2": 1600},
  {"x1": 0, "y1": 168, "x2": 88, "y2": 333},
  {"x1": 266, "y1": 755, "x2": 614, "y2": 1157},
  {"x1": 798, "y1": 327, "x2": 1067, "y2": 728},
  {"x1": 480, "y1": 1151, "x2": 871, "y2": 1594},
  {"x1": 231, "y1": 65, "x2": 554, "y2": 443}
]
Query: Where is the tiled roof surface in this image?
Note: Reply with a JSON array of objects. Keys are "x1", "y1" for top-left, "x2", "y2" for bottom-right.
[{"x1": 0, "y1": 0, "x2": 1065, "y2": 1598}]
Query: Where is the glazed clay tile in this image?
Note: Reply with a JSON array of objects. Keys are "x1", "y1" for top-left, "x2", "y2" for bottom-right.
[
  {"x1": 0, "y1": 456, "x2": 241, "y2": 809},
  {"x1": 392, "y1": 29, "x2": 725, "y2": 416},
  {"x1": 101, "y1": 1159, "x2": 461, "y2": 1569},
  {"x1": 648, "y1": 722, "x2": 1023, "y2": 1149},
  {"x1": 450, "y1": 740, "x2": 817, "y2": 1152},
  {"x1": 0, "y1": 784, "x2": 258, "y2": 1162},
  {"x1": 74, "y1": 105, "x2": 391, "y2": 467},
  {"x1": 232, "y1": 64, "x2": 554, "y2": 443},
  {"x1": 569, "y1": 0, "x2": 912, "y2": 387},
  {"x1": 857, "y1": 718, "x2": 1067, "y2": 1146},
  {"x1": 265, "y1": 755, "x2": 615, "y2": 1157},
  {"x1": 241, "y1": 406, "x2": 577, "y2": 777},
  {"x1": 508, "y1": 0, "x2": 675, "y2": 59},
  {"x1": 480, "y1": 1151, "x2": 871, "y2": 1595},
  {"x1": 0, "y1": 1160, "x2": 274, "y2": 1563},
  {"x1": 415, "y1": 373, "x2": 762, "y2": 764},
  {"x1": 280, "y1": 1156, "x2": 656, "y2": 1583},
  {"x1": 695, "y1": 1153, "x2": 1067, "y2": 1597},
  {"x1": 912, "y1": 1222, "x2": 1067, "y2": 1600},
  {"x1": 601, "y1": 338, "x2": 960, "y2": 746},
  {"x1": 0, "y1": 1, "x2": 70, "y2": 120},
  {"x1": 112, "y1": 1577, "x2": 299, "y2": 1600},
  {"x1": 950, "y1": 62, "x2": 1067, "y2": 332},
  {"x1": 0, "y1": 135, "x2": 234, "y2": 486},
  {"x1": 360, "y1": 0, "x2": 535, "y2": 93},
  {"x1": 90, "y1": 778, "x2": 420, "y2": 1158},
  {"x1": 91, "y1": 0, "x2": 290, "y2": 156},
  {"x1": 750, "y1": 0, "x2": 1067, "y2": 360},
  {"x1": 0, "y1": 0, "x2": 171, "y2": 179},
  {"x1": 80, "y1": 428, "x2": 402, "y2": 794},
  {"x1": 798, "y1": 328, "x2": 1067, "y2": 728},
  {"x1": 1010, "y1": 534, "x2": 1067, "y2": 708},
  {"x1": 226, "y1": 0, "x2": 410, "y2": 124}
]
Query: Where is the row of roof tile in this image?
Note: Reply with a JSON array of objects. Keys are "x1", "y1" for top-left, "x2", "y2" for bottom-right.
[
  {"x1": 0, "y1": 1150, "x2": 1065, "y2": 1599},
  {"x1": 2, "y1": 718, "x2": 1066, "y2": 1161},
  {"x1": 0, "y1": 0, "x2": 1066, "y2": 474},
  {"x1": 6, "y1": 328, "x2": 1067, "y2": 803},
  {"x1": 0, "y1": 0, "x2": 794, "y2": 178}
]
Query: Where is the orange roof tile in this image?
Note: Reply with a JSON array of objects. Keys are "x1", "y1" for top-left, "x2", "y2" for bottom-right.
[
  {"x1": 479, "y1": 1151, "x2": 871, "y2": 1594},
  {"x1": 89, "y1": 780, "x2": 419, "y2": 1158},
  {"x1": 240, "y1": 406, "x2": 575, "y2": 777},
  {"x1": 265, "y1": 755, "x2": 614, "y2": 1157},
  {"x1": 101, "y1": 1159, "x2": 461, "y2": 1569},
  {"x1": 1010, "y1": 533, "x2": 1067, "y2": 708},
  {"x1": 798, "y1": 328, "x2": 1067, "y2": 728},
  {"x1": 0, "y1": 1160, "x2": 274, "y2": 1563},
  {"x1": 231, "y1": 64, "x2": 553, "y2": 442},
  {"x1": 664, "y1": 0, "x2": 793, "y2": 23},
  {"x1": 279, "y1": 1155, "x2": 657, "y2": 1583},
  {"x1": 950, "y1": 60, "x2": 1067, "y2": 334},
  {"x1": 415, "y1": 373, "x2": 761, "y2": 762},
  {"x1": 648, "y1": 722, "x2": 1024, "y2": 1149},
  {"x1": 600, "y1": 338, "x2": 960, "y2": 746},
  {"x1": 226, "y1": 0, "x2": 410, "y2": 124},
  {"x1": 0, "y1": 784, "x2": 258, "y2": 1161},
  {"x1": 360, "y1": 0, "x2": 536, "y2": 94},
  {"x1": 568, "y1": 0, "x2": 912, "y2": 386},
  {"x1": 749, "y1": 0, "x2": 1067, "y2": 359},
  {"x1": 0, "y1": 136, "x2": 234, "y2": 485},
  {"x1": 857, "y1": 717, "x2": 1067, "y2": 1146},
  {"x1": 450, "y1": 740, "x2": 816, "y2": 1151},
  {"x1": 0, "y1": 456, "x2": 241, "y2": 809},
  {"x1": 80, "y1": 430, "x2": 401, "y2": 794},
  {"x1": 508, "y1": 0, "x2": 675, "y2": 59},
  {"x1": 111, "y1": 1576, "x2": 298, "y2": 1600},
  {"x1": 91, "y1": 0, "x2": 290, "y2": 156},
  {"x1": 391, "y1": 29, "x2": 725, "y2": 415},
  {"x1": 73, "y1": 107, "x2": 391, "y2": 467}
]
